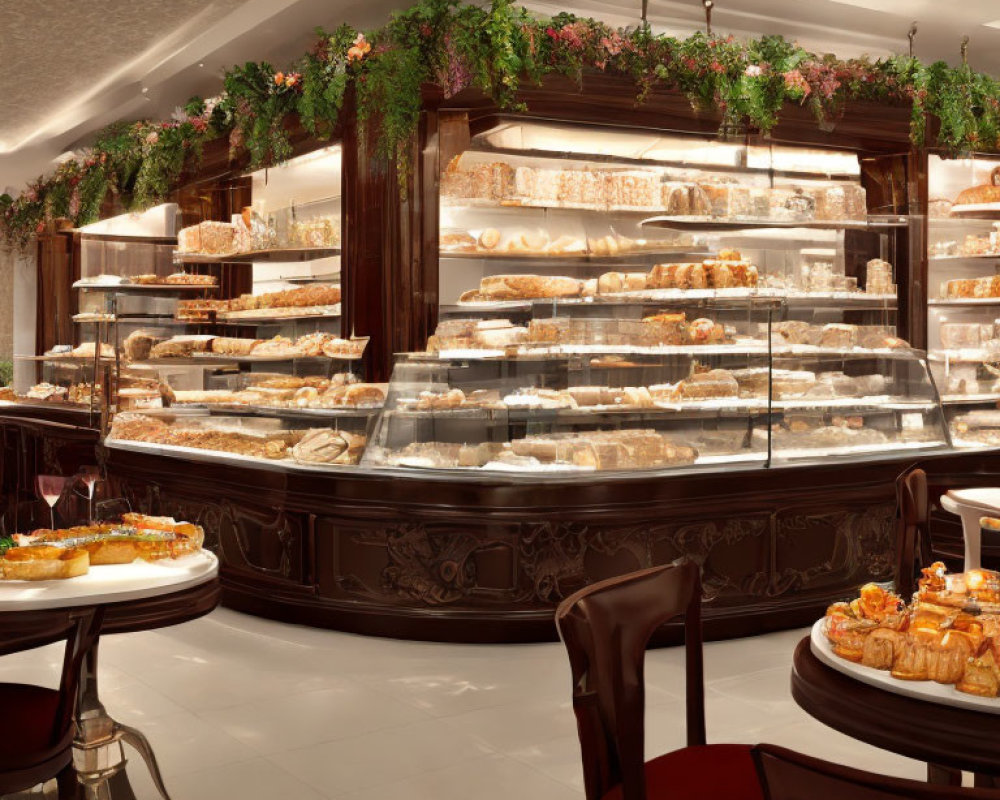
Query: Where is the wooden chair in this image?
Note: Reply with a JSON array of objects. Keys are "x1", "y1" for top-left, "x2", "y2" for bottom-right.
[
  {"x1": 557, "y1": 561, "x2": 1000, "y2": 800},
  {"x1": 555, "y1": 560, "x2": 763, "y2": 800},
  {"x1": 896, "y1": 467, "x2": 937, "y2": 598},
  {"x1": 753, "y1": 743, "x2": 1000, "y2": 799},
  {"x1": 0, "y1": 607, "x2": 102, "y2": 796}
]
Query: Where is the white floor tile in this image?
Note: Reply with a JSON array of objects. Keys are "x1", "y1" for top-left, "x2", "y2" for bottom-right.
[
  {"x1": 0, "y1": 609, "x2": 939, "y2": 799},
  {"x1": 270, "y1": 717, "x2": 495, "y2": 795},
  {"x1": 201, "y1": 682, "x2": 428, "y2": 754},
  {"x1": 335, "y1": 752, "x2": 583, "y2": 800}
]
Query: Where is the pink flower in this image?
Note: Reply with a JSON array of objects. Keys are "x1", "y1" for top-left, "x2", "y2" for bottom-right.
[
  {"x1": 782, "y1": 69, "x2": 811, "y2": 98},
  {"x1": 744, "y1": 64, "x2": 763, "y2": 78},
  {"x1": 710, "y1": 60, "x2": 725, "y2": 73},
  {"x1": 190, "y1": 117, "x2": 208, "y2": 133},
  {"x1": 347, "y1": 33, "x2": 370, "y2": 62},
  {"x1": 145, "y1": 131, "x2": 159, "y2": 145}
]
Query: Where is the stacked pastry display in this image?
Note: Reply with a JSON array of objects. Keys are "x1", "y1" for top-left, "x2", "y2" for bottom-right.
[
  {"x1": 109, "y1": 413, "x2": 366, "y2": 466},
  {"x1": 441, "y1": 156, "x2": 867, "y2": 221},
  {"x1": 127, "y1": 331, "x2": 366, "y2": 361},
  {"x1": 824, "y1": 564, "x2": 1000, "y2": 699},
  {"x1": 176, "y1": 285, "x2": 341, "y2": 321},
  {"x1": 176, "y1": 209, "x2": 340, "y2": 257},
  {"x1": 455, "y1": 252, "x2": 890, "y2": 304},
  {"x1": 76, "y1": 272, "x2": 217, "y2": 288},
  {"x1": 171, "y1": 374, "x2": 384, "y2": 411},
  {"x1": 425, "y1": 316, "x2": 907, "y2": 356},
  {"x1": 383, "y1": 429, "x2": 697, "y2": 471},
  {"x1": 397, "y1": 368, "x2": 893, "y2": 413},
  {"x1": 0, "y1": 514, "x2": 204, "y2": 581},
  {"x1": 441, "y1": 227, "x2": 694, "y2": 257}
]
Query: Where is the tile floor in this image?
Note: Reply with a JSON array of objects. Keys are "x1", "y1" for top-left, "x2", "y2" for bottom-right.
[{"x1": 1, "y1": 608, "x2": 929, "y2": 799}]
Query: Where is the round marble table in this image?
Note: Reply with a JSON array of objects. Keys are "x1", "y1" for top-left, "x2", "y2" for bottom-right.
[{"x1": 0, "y1": 552, "x2": 219, "y2": 799}]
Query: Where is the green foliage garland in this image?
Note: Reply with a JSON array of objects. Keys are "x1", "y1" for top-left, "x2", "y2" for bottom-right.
[{"x1": 6, "y1": 0, "x2": 1000, "y2": 244}]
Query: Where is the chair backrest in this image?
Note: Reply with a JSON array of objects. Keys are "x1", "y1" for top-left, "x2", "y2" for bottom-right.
[
  {"x1": 555, "y1": 560, "x2": 704, "y2": 800},
  {"x1": 896, "y1": 467, "x2": 931, "y2": 598},
  {"x1": 753, "y1": 744, "x2": 1000, "y2": 799}
]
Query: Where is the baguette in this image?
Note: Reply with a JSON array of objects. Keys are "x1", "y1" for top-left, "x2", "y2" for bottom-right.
[{"x1": 1, "y1": 545, "x2": 89, "y2": 581}]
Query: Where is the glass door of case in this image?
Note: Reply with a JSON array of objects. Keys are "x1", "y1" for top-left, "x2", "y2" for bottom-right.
[{"x1": 926, "y1": 153, "x2": 1000, "y2": 450}]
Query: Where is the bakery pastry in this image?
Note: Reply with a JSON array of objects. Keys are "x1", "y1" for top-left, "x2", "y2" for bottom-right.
[
  {"x1": 477, "y1": 275, "x2": 582, "y2": 301},
  {"x1": 676, "y1": 369, "x2": 739, "y2": 399},
  {"x1": 252, "y1": 336, "x2": 303, "y2": 357},
  {"x1": 955, "y1": 167, "x2": 1000, "y2": 206},
  {"x1": 123, "y1": 331, "x2": 158, "y2": 362},
  {"x1": 1, "y1": 545, "x2": 89, "y2": 581},
  {"x1": 320, "y1": 337, "x2": 368, "y2": 359},
  {"x1": 165, "y1": 272, "x2": 217, "y2": 286},
  {"x1": 291, "y1": 429, "x2": 366, "y2": 465},
  {"x1": 150, "y1": 336, "x2": 215, "y2": 359},
  {"x1": 478, "y1": 228, "x2": 501, "y2": 250},
  {"x1": 211, "y1": 337, "x2": 260, "y2": 356},
  {"x1": 71, "y1": 342, "x2": 115, "y2": 359}
]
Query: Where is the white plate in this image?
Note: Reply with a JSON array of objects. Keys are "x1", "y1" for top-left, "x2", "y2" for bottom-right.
[
  {"x1": 809, "y1": 619, "x2": 1000, "y2": 714},
  {"x1": 0, "y1": 550, "x2": 218, "y2": 611}
]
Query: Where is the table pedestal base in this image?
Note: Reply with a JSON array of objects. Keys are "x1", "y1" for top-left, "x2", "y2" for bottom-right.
[{"x1": 73, "y1": 643, "x2": 171, "y2": 800}]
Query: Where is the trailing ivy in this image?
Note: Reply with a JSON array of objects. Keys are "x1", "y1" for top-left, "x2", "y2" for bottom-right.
[{"x1": 7, "y1": 0, "x2": 1000, "y2": 244}]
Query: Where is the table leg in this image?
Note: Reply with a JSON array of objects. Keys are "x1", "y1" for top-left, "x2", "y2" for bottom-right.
[
  {"x1": 71, "y1": 638, "x2": 173, "y2": 800},
  {"x1": 957, "y1": 506, "x2": 983, "y2": 572}
]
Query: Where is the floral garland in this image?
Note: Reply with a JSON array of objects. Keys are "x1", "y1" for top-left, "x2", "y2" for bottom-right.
[{"x1": 4, "y1": 0, "x2": 1000, "y2": 244}]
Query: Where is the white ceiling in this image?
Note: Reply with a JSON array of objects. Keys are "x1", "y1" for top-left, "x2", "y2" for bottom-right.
[{"x1": 3, "y1": 0, "x2": 1000, "y2": 194}]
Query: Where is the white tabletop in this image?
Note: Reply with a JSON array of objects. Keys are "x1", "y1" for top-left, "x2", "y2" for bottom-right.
[
  {"x1": 0, "y1": 551, "x2": 218, "y2": 611},
  {"x1": 944, "y1": 488, "x2": 1000, "y2": 514}
]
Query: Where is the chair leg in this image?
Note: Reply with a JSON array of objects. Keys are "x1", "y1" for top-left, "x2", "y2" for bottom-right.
[
  {"x1": 116, "y1": 723, "x2": 172, "y2": 800},
  {"x1": 56, "y1": 763, "x2": 81, "y2": 800},
  {"x1": 927, "y1": 763, "x2": 962, "y2": 785}
]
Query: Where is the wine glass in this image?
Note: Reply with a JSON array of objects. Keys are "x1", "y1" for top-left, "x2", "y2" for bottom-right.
[
  {"x1": 36, "y1": 475, "x2": 69, "y2": 531},
  {"x1": 78, "y1": 466, "x2": 101, "y2": 524}
]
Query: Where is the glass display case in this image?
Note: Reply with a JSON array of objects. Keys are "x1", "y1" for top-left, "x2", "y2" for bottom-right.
[
  {"x1": 925, "y1": 153, "x2": 1000, "y2": 449},
  {"x1": 96, "y1": 147, "x2": 384, "y2": 468},
  {"x1": 363, "y1": 119, "x2": 948, "y2": 476}
]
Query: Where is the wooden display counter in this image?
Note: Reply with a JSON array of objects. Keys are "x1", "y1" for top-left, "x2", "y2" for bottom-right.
[
  {"x1": 97, "y1": 441, "x2": 920, "y2": 643},
  {"x1": 3, "y1": 412, "x2": 996, "y2": 643}
]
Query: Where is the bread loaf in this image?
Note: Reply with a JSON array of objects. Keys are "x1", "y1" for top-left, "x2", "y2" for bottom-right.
[
  {"x1": 1, "y1": 545, "x2": 89, "y2": 581},
  {"x1": 478, "y1": 274, "x2": 582, "y2": 300}
]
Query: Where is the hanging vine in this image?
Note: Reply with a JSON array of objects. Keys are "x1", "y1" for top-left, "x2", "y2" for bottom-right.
[{"x1": 4, "y1": 0, "x2": 1000, "y2": 244}]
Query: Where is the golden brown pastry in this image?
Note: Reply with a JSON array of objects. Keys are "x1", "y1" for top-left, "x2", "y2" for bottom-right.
[{"x1": 1, "y1": 545, "x2": 89, "y2": 581}]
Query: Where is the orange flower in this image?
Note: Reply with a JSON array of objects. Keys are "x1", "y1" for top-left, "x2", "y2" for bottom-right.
[
  {"x1": 274, "y1": 72, "x2": 285, "y2": 86},
  {"x1": 347, "y1": 33, "x2": 371, "y2": 62},
  {"x1": 284, "y1": 72, "x2": 300, "y2": 88}
]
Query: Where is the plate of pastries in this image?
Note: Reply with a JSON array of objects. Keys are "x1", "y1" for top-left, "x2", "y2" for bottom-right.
[
  {"x1": 814, "y1": 562, "x2": 1000, "y2": 711},
  {"x1": 0, "y1": 514, "x2": 205, "y2": 582}
]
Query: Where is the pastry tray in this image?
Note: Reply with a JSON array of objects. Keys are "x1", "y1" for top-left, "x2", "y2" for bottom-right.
[
  {"x1": 0, "y1": 551, "x2": 218, "y2": 611},
  {"x1": 810, "y1": 619, "x2": 1000, "y2": 714},
  {"x1": 173, "y1": 247, "x2": 340, "y2": 263},
  {"x1": 104, "y1": 438, "x2": 360, "y2": 473},
  {"x1": 949, "y1": 203, "x2": 1000, "y2": 219},
  {"x1": 641, "y1": 215, "x2": 908, "y2": 231},
  {"x1": 73, "y1": 281, "x2": 217, "y2": 293},
  {"x1": 215, "y1": 304, "x2": 341, "y2": 322},
  {"x1": 135, "y1": 352, "x2": 361, "y2": 365}
]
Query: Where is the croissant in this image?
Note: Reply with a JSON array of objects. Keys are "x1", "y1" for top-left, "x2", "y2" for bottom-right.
[{"x1": 860, "y1": 628, "x2": 906, "y2": 671}]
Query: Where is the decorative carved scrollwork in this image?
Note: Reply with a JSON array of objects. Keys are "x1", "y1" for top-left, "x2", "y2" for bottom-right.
[
  {"x1": 380, "y1": 524, "x2": 485, "y2": 605},
  {"x1": 519, "y1": 521, "x2": 589, "y2": 602}
]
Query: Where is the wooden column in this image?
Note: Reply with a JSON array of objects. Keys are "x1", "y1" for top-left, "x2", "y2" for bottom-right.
[{"x1": 342, "y1": 91, "x2": 439, "y2": 381}]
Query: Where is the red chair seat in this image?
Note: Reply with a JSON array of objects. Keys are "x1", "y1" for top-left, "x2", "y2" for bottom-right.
[
  {"x1": 602, "y1": 744, "x2": 764, "y2": 800},
  {"x1": 0, "y1": 683, "x2": 72, "y2": 772}
]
